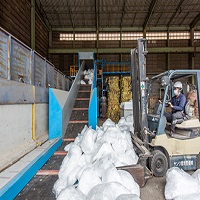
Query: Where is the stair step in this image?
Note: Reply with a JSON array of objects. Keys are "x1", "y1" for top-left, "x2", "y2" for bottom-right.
[
  {"x1": 63, "y1": 138, "x2": 75, "y2": 142},
  {"x1": 79, "y1": 90, "x2": 90, "y2": 92},
  {"x1": 36, "y1": 170, "x2": 58, "y2": 176},
  {"x1": 65, "y1": 123, "x2": 88, "y2": 138},
  {"x1": 69, "y1": 120, "x2": 88, "y2": 124},
  {"x1": 73, "y1": 107, "x2": 88, "y2": 111},
  {"x1": 76, "y1": 98, "x2": 90, "y2": 100},
  {"x1": 77, "y1": 92, "x2": 90, "y2": 98},
  {"x1": 74, "y1": 100, "x2": 89, "y2": 108},
  {"x1": 54, "y1": 151, "x2": 68, "y2": 156},
  {"x1": 70, "y1": 110, "x2": 88, "y2": 120}
]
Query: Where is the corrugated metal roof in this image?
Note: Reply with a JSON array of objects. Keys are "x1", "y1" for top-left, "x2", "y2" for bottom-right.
[{"x1": 39, "y1": 0, "x2": 200, "y2": 29}]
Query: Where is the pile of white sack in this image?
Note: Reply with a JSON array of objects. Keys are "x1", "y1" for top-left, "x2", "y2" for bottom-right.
[
  {"x1": 81, "y1": 69, "x2": 94, "y2": 85},
  {"x1": 53, "y1": 118, "x2": 140, "y2": 200},
  {"x1": 165, "y1": 167, "x2": 200, "y2": 200}
]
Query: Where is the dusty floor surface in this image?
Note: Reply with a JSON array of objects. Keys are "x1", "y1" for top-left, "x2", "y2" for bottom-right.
[{"x1": 140, "y1": 176, "x2": 166, "y2": 200}]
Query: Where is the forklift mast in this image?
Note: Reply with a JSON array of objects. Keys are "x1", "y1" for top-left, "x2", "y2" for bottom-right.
[{"x1": 131, "y1": 38, "x2": 148, "y2": 144}]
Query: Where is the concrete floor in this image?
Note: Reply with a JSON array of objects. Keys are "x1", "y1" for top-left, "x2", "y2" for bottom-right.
[{"x1": 140, "y1": 176, "x2": 166, "y2": 200}]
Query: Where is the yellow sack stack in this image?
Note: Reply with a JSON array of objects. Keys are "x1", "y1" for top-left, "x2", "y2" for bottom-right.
[
  {"x1": 106, "y1": 77, "x2": 120, "y2": 122},
  {"x1": 120, "y1": 76, "x2": 132, "y2": 103}
]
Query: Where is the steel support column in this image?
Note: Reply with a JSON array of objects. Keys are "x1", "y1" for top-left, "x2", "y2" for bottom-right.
[
  {"x1": 31, "y1": 0, "x2": 36, "y2": 50},
  {"x1": 167, "y1": 29, "x2": 170, "y2": 70},
  {"x1": 73, "y1": 30, "x2": 75, "y2": 65},
  {"x1": 48, "y1": 26, "x2": 52, "y2": 62},
  {"x1": 95, "y1": 0, "x2": 99, "y2": 59},
  {"x1": 190, "y1": 28, "x2": 195, "y2": 84},
  {"x1": 120, "y1": 28, "x2": 122, "y2": 61}
]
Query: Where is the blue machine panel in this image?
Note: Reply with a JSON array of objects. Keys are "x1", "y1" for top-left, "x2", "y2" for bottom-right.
[
  {"x1": 0, "y1": 30, "x2": 9, "y2": 79},
  {"x1": 10, "y1": 39, "x2": 32, "y2": 84},
  {"x1": 170, "y1": 155, "x2": 197, "y2": 170}
]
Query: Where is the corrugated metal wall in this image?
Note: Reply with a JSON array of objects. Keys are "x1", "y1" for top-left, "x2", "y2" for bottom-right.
[
  {"x1": 35, "y1": 6, "x2": 49, "y2": 57},
  {"x1": 0, "y1": 0, "x2": 49, "y2": 58},
  {"x1": 0, "y1": 0, "x2": 31, "y2": 46},
  {"x1": 147, "y1": 54, "x2": 167, "y2": 73}
]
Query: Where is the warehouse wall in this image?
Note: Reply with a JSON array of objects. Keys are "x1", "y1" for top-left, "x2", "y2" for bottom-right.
[
  {"x1": 35, "y1": 6, "x2": 49, "y2": 57},
  {"x1": 0, "y1": 0, "x2": 49, "y2": 58},
  {"x1": 0, "y1": 0, "x2": 31, "y2": 46}
]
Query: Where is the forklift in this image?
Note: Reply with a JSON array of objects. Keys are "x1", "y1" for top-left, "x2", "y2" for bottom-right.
[{"x1": 130, "y1": 38, "x2": 200, "y2": 180}]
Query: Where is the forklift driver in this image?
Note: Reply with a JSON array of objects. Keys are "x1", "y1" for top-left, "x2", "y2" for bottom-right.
[{"x1": 164, "y1": 81, "x2": 186, "y2": 134}]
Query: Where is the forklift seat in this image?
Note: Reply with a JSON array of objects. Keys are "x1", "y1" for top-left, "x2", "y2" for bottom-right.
[{"x1": 175, "y1": 100, "x2": 192, "y2": 124}]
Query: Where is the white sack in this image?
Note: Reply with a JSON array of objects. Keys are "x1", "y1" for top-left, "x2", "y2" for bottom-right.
[
  {"x1": 87, "y1": 182, "x2": 131, "y2": 200},
  {"x1": 118, "y1": 170, "x2": 140, "y2": 197},
  {"x1": 78, "y1": 154, "x2": 87, "y2": 167},
  {"x1": 96, "y1": 126, "x2": 104, "y2": 141},
  {"x1": 112, "y1": 138, "x2": 127, "y2": 153},
  {"x1": 59, "y1": 145, "x2": 82, "y2": 181},
  {"x1": 81, "y1": 80, "x2": 86, "y2": 84},
  {"x1": 77, "y1": 167, "x2": 102, "y2": 196},
  {"x1": 92, "y1": 154, "x2": 115, "y2": 178},
  {"x1": 81, "y1": 125, "x2": 88, "y2": 135},
  {"x1": 116, "y1": 194, "x2": 141, "y2": 200},
  {"x1": 101, "y1": 126, "x2": 122, "y2": 144},
  {"x1": 102, "y1": 118, "x2": 115, "y2": 130},
  {"x1": 192, "y1": 169, "x2": 200, "y2": 185},
  {"x1": 102, "y1": 166, "x2": 122, "y2": 184},
  {"x1": 108, "y1": 182, "x2": 131, "y2": 198},
  {"x1": 92, "y1": 142, "x2": 114, "y2": 162},
  {"x1": 174, "y1": 193, "x2": 200, "y2": 200},
  {"x1": 57, "y1": 186, "x2": 86, "y2": 200},
  {"x1": 164, "y1": 167, "x2": 199, "y2": 200},
  {"x1": 76, "y1": 165, "x2": 92, "y2": 181},
  {"x1": 67, "y1": 165, "x2": 81, "y2": 186},
  {"x1": 64, "y1": 142, "x2": 74, "y2": 151},
  {"x1": 52, "y1": 178, "x2": 67, "y2": 198},
  {"x1": 88, "y1": 79, "x2": 93, "y2": 84},
  {"x1": 80, "y1": 128, "x2": 95, "y2": 154}
]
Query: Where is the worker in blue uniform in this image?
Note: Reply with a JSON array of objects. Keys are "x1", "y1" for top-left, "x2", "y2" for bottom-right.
[{"x1": 164, "y1": 81, "x2": 186, "y2": 134}]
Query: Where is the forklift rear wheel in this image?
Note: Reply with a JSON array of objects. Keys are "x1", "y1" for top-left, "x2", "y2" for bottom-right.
[{"x1": 150, "y1": 150, "x2": 168, "y2": 177}]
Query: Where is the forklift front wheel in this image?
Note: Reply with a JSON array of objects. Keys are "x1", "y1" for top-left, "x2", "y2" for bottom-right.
[{"x1": 150, "y1": 150, "x2": 168, "y2": 177}]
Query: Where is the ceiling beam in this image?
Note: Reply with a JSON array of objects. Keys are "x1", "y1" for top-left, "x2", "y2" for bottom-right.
[
  {"x1": 167, "y1": 0, "x2": 185, "y2": 27},
  {"x1": 190, "y1": 12, "x2": 200, "y2": 28},
  {"x1": 51, "y1": 26, "x2": 200, "y2": 32},
  {"x1": 143, "y1": 0, "x2": 158, "y2": 30},
  {"x1": 120, "y1": 0, "x2": 127, "y2": 27},
  {"x1": 35, "y1": 0, "x2": 51, "y2": 29},
  {"x1": 95, "y1": 0, "x2": 99, "y2": 29},
  {"x1": 66, "y1": 0, "x2": 74, "y2": 28},
  {"x1": 49, "y1": 47, "x2": 200, "y2": 54},
  {"x1": 45, "y1": 10, "x2": 198, "y2": 15}
]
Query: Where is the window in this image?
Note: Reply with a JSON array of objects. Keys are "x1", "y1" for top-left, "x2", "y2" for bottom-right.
[
  {"x1": 146, "y1": 32, "x2": 167, "y2": 40},
  {"x1": 169, "y1": 31, "x2": 190, "y2": 39},
  {"x1": 99, "y1": 32, "x2": 120, "y2": 40},
  {"x1": 75, "y1": 33, "x2": 97, "y2": 41},
  {"x1": 60, "y1": 33, "x2": 73, "y2": 41},
  {"x1": 194, "y1": 31, "x2": 200, "y2": 40}
]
